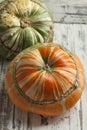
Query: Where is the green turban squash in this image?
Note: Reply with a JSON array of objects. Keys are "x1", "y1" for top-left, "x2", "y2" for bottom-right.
[{"x1": 0, "y1": 0, "x2": 53, "y2": 59}]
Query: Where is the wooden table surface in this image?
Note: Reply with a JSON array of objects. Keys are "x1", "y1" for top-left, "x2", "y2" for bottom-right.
[{"x1": 0, "y1": 0, "x2": 87, "y2": 130}]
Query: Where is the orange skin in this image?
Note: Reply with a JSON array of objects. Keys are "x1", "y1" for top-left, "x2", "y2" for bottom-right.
[{"x1": 5, "y1": 43, "x2": 85, "y2": 116}]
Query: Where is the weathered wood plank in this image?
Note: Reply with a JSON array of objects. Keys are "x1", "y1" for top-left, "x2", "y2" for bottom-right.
[
  {"x1": 44, "y1": 0, "x2": 87, "y2": 5},
  {"x1": 74, "y1": 25, "x2": 87, "y2": 130},
  {"x1": 44, "y1": 0, "x2": 87, "y2": 24},
  {"x1": 66, "y1": 25, "x2": 85, "y2": 130},
  {"x1": 0, "y1": 58, "x2": 11, "y2": 130}
]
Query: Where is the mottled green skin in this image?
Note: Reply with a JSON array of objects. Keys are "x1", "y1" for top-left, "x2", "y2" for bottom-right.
[{"x1": 0, "y1": 0, "x2": 53, "y2": 59}]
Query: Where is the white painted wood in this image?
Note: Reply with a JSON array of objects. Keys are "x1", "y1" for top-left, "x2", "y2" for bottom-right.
[
  {"x1": 44, "y1": 0, "x2": 87, "y2": 24},
  {"x1": 44, "y1": 0, "x2": 87, "y2": 5}
]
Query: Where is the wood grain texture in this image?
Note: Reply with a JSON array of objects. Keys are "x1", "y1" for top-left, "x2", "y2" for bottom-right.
[
  {"x1": 0, "y1": 23, "x2": 87, "y2": 130},
  {"x1": 44, "y1": 0, "x2": 87, "y2": 24}
]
